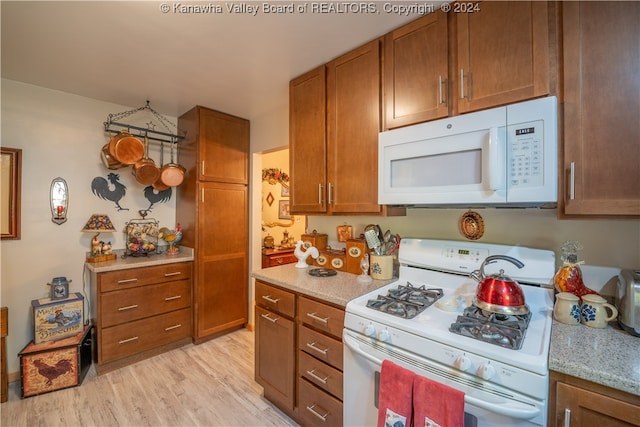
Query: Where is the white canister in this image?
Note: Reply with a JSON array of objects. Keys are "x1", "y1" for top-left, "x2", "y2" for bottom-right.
[
  {"x1": 553, "y1": 292, "x2": 581, "y2": 325},
  {"x1": 370, "y1": 255, "x2": 394, "y2": 280},
  {"x1": 580, "y1": 294, "x2": 618, "y2": 328}
]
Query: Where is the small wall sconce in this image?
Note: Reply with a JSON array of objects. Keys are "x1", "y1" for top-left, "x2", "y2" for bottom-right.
[{"x1": 50, "y1": 177, "x2": 68, "y2": 225}]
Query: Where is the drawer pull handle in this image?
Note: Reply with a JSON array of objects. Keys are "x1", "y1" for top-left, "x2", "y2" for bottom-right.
[
  {"x1": 164, "y1": 295, "x2": 182, "y2": 301},
  {"x1": 118, "y1": 336, "x2": 139, "y2": 344},
  {"x1": 306, "y1": 368, "x2": 329, "y2": 384},
  {"x1": 117, "y1": 304, "x2": 139, "y2": 311},
  {"x1": 261, "y1": 313, "x2": 279, "y2": 323},
  {"x1": 164, "y1": 272, "x2": 182, "y2": 277},
  {"x1": 165, "y1": 324, "x2": 182, "y2": 331},
  {"x1": 117, "y1": 278, "x2": 138, "y2": 284},
  {"x1": 307, "y1": 312, "x2": 329, "y2": 324},
  {"x1": 276, "y1": 258, "x2": 283, "y2": 264},
  {"x1": 261, "y1": 295, "x2": 280, "y2": 304},
  {"x1": 306, "y1": 403, "x2": 328, "y2": 422},
  {"x1": 306, "y1": 342, "x2": 328, "y2": 356}
]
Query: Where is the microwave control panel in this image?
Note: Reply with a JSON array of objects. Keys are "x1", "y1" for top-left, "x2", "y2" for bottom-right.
[{"x1": 508, "y1": 119, "x2": 544, "y2": 188}]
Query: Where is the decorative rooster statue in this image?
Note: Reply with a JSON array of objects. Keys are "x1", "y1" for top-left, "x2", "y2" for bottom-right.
[
  {"x1": 91, "y1": 173, "x2": 129, "y2": 211},
  {"x1": 159, "y1": 223, "x2": 182, "y2": 255},
  {"x1": 294, "y1": 240, "x2": 319, "y2": 268}
]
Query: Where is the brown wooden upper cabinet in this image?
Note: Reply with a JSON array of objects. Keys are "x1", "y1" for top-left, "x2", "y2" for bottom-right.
[
  {"x1": 561, "y1": 1, "x2": 640, "y2": 216},
  {"x1": 455, "y1": 0, "x2": 550, "y2": 114},
  {"x1": 290, "y1": 40, "x2": 385, "y2": 215},
  {"x1": 384, "y1": 10, "x2": 449, "y2": 129}
]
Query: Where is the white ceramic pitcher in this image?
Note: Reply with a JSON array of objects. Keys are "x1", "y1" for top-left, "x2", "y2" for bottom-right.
[{"x1": 580, "y1": 294, "x2": 618, "y2": 328}]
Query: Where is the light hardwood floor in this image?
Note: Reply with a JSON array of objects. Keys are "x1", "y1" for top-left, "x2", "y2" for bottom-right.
[{"x1": 1, "y1": 328, "x2": 299, "y2": 427}]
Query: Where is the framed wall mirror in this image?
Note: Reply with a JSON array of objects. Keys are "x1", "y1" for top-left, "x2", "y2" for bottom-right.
[{"x1": 1, "y1": 147, "x2": 22, "y2": 240}]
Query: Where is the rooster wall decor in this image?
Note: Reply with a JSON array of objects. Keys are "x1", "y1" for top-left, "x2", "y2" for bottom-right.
[
  {"x1": 91, "y1": 173, "x2": 129, "y2": 211},
  {"x1": 141, "y1": 186, "x2": 172, "y2": 215}
]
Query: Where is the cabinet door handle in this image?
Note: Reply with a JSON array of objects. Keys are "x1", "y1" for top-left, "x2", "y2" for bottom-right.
[
  {"x1": 318, "y1": 183, "x2": 324, "y2": 205},
  {"x1": 306, "y1": 368, "x2": 329, "y2": 384},
  {"x1": 117, "y1": 278, "x2": 138, "y2": 284},
  {"x1": 564, "y1": 408, "x2": 571, "y2": 427},
  {"x1": 164, "y1": 295, "x2": 182, "y2": 301},
  {"x1": 261, "y1": 295, "x2": 280, "y2": 304},
  {"x1": 261, "y1": 313, "x2": 279, "y2": 323},
  {"x1": 438, "y1": 75, "x2": 446, "y2": 105},
  {"x1": 117, "y1": 304, "x2": 139, "y2": 311},
  {"x1": 306, "y1": 342, "x2": 328, "y2": 356},
  {"x1": 328, "y1": 183, "x2": 334, "y2": 205},
  {"x1": 201, "y1": 160, "x2": 205, "y2": 176},
  {"x1": 460, "y1": 69, "x2": 465, "y2": 99},
  {"x1": 569, "y1": 162, "x2": 576, "y2": 200},
  {"x1": 164, "y1": 272, "x2": 182, "y2": 277},
  {"x1": 306, "y1": 312, "x2": 329, "y2": 324},
  {"x1": 164, "y1": 324, "x2": 182, "y2": 331},
  {"x1": 306, "y1": 403, "x2": 329, "y2": 422},
  {"x1": 118, "y1": 336, "x2": 139, "y2": 344}
]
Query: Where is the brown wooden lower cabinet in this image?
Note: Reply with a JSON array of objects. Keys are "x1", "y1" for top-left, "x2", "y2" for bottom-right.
[
  {"x1": 254, "y1": 280, "x2": 345, "y2": 425},
  {"x1": 549, "y1": 371, "x2": 640, "y2": 426}
]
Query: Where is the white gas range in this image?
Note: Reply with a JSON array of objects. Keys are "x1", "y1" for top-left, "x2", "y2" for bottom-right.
[{"x1": 343, "y1": 238, "x2": 556, "y2": 427}]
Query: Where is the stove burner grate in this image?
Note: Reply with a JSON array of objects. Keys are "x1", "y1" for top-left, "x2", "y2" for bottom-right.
[
  {"x1": 449, "y1": 306, "x2": 531, "y2": 350},
  {"x1": 366, "y1": 282, "x2": 443, "y2": 319}
]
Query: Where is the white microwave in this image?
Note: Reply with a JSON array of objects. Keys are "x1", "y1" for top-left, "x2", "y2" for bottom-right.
[{"x1": 378, "y1": 96, "x2": 558, "y2": 207}]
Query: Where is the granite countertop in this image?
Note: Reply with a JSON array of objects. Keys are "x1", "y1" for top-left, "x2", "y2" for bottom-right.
[
  {"x1": 254, "y1": 264, "x2": 640, "y2": 397},
  {"x1": 84, "y1": 247, "x2": 194, "y2": 273},
  {"x1": 549, "y1": 319, "x2": 640, "y2": 396},
  {"x1": 252, "y1": 264, "x2": 394, "y2": 307}
]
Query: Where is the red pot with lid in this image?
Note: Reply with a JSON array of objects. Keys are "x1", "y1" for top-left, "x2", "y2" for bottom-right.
[{"x1": 470, "y1": 255, "x2": 529, "y2": 315}]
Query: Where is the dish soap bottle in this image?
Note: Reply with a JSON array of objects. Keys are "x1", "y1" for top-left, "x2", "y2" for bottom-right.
[{"x1": 553, "y1": 241, "x2": 599, "y2": 298}]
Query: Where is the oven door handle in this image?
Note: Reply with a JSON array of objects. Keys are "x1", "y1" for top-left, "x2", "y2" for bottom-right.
[{"x1": 343, "y1": 333, "x2": 542, "y2": 421}]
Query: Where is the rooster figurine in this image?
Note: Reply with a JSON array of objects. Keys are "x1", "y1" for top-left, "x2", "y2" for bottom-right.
[
  {"x1": 159, "y1": 223, "x2": 182, "y2": 255},
  {"x1": 91, "y1": 173, "x2": 129, "y2": 211},
  {"x1": 294, "y1": 240, "x2": 319, "y2": 268}
]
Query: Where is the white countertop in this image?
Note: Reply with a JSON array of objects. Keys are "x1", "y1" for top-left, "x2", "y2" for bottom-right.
[{"x1": 84, "y1": 247, "x2": 194, "y2": 273}]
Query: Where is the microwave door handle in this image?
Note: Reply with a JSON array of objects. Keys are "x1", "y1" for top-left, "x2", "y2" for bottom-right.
[{"x1": 485, "y1": 127, "x2": 504, "y2": 191}]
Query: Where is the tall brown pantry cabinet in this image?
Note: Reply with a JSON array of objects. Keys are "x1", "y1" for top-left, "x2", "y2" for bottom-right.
[{"x1": 177, "y1": 106, "x2": 250, "y2": 343}]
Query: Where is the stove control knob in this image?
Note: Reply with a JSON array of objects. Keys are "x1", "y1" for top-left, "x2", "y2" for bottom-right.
[
  {"x1": 454, "y1": 355, "x2": 471, "y2": 371},
  {"x1": 364, "y1": 324, "x2": 376, "y2": 337},
  {"x1": 477, "y1": 363, "x2": 496, "y2": 380},
  {"x1": 378, "y1": 329, "x2": 391, "y2": 342}
]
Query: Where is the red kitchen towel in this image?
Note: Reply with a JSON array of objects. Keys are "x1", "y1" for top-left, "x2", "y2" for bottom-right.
[
  {"x1": 412, "y1": 374, "x2": 465, "y2": 427},
  {"x1": 377, "y1": 360, "x2": 415, "y2": 427}
]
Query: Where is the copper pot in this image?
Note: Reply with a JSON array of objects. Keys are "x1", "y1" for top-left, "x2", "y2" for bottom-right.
[
  {"x1": 471, "y1": 255, "x2": 529, "y2": 315},
  {"x1": 132, "y1": 135, "x2": 160, "y2": 185},
  {"x1": 158, "y1": 141, "x2": 185, "y2": 187},
  {"x1": 101, "y1": 143, "x2": 124, "y2": 170},
  {"x1": 108, "y1": 131, "x2": 144, "y2": 165},
  {"x1": 152, "y1": 140, "x2": 170, "y2": 191}
]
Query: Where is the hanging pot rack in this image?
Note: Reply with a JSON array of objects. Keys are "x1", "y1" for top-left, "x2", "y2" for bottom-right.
[{"x1": 104, "y1": 101, "x2": 186, "y2": 144}]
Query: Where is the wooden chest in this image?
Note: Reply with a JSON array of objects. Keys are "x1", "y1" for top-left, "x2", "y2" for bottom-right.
[
  {"x1": 31, "y1": 293, "x2": 84, "y2": 344},
  {"x1": 19, "y1": 324, "x2": 92, "y2": 398}
]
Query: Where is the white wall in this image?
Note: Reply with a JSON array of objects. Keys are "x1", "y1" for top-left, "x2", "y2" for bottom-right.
[{"x1": 1, "y1": 79, "x2": 178, "y2": 373}]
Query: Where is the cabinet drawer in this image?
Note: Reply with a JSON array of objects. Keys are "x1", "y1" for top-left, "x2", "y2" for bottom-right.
[
  {"x1": 299, "y1": 350, "x2": 343, "y2": 400},
  {"x1": 263, "y1": 253, "x2": 297, "y2": 268},
  {"x1": 299, "y1": 325, "x2": 343, "y2": 370},
  {"x1": 299, "y1": 296, "x2": 344, "y2": 339},
  {"x1": 98, "y1": 262, "x2": 192, "y2": 293},
  {"x1": 255, "y1": 281, "x2": 295, "y2": 318},
  {"x1": 100, "y1": 280, "x2": 191, "y2": 328},
  {"x1": 298, "y1": 378, "x2": 343, "y2": 427},
  {"x1": 100, "y1": 308, "x2": 191, "y2": 363}
]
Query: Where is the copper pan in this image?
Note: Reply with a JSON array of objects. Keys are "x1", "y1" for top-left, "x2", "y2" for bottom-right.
[
  {"x1": 108, "y1": 131, "x2": 144, "y2": 165},
  {"x1": 132, "y1": 134, "x2": 160, "y2": 185},
  {"x1": 152, "y1": 140, "x2": 170, "y2": 191},
  {"x1": 159, "y1": 141, "x2": 185, "y2": 187},
  {"x1": 101, "y1": 143, "x2": 124, "y2": 170}
]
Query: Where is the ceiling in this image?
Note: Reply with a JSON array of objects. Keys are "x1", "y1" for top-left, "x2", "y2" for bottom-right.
[{"x1": 1, "y1": 1, "x2": 431, "y2": 120}]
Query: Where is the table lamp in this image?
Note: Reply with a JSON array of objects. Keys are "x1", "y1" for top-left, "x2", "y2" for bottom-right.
[{"x1": 82, "y1": 214, "x2": 117, "y2": 263}]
